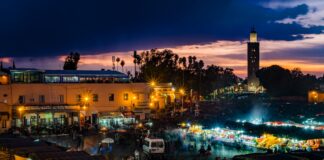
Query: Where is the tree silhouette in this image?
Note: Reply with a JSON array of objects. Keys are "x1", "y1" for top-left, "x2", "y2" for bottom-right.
[
  {"x1": 256, "y1": 65, "x2": 317, "y2": 96},
  {"x1": 120, "y1": 60, "x2": 125, "y2": 73},
  {"x1": 137, "y1": 49, "x2": 239, "y2": 96},
  {"x1": 116, "y1": 57, "x2": 120, "y2": 71},
  {"x1": 133, "y1": 51, "x2": 138, "y2": 79},
  {"x1": 63, "y1": 52, "x2": 80, "y2": 70}
]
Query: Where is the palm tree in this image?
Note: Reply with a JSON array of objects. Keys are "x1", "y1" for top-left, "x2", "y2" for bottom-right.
[
  {"x1": 188, "y1": 56, "x2": 193, "y2": 70},
  {"x1": 116, "y1": 57, "x2": 120, "y2": 71},
  {"x1": 133, "y1": 51, "x2": 137, "y2": 78},
  {"x1": 120, "y1": 60, "x2": 125, "y2": 73}
]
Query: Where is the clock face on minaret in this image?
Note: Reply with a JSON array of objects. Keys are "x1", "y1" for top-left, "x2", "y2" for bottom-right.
[{"x1": 247, "y1": 28, "x2": 260, "y2": 91}]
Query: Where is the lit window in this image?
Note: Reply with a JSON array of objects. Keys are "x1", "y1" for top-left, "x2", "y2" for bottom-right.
[
  {"x1": 45, "y1": 76, "x2": 60, "y2": 83},
  {"x1": 62, "y1": 76, "x2": 79, "y2": 83}
]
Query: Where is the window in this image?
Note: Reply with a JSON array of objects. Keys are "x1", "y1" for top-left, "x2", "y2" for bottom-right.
[
  {"x1": 124, "y1": 93, "x2": 129, "y2": 101},
  {"x1": 108, "y1": 94, "x2": 114, "y2": 101},
  {"x1": 45, "y1": 76, "x2": 60, "y2": 83},
  {"x1": 2, "y1": 120, "x2": 6, "y2": 128},
  {"x1": 62, "y1": 76, "x2": 79, "y2": 83},
  {"x1": 39, "y1": 95, "x2": 45, "y2": 103},
  {"x1": 151, "y1": 142, "x2": 164, "y2": 148},
  {"x1": 59, "y1": 95, "x2": 64, "y2": 103},
  {"x1": 18, "y1": 95, "x2": 25, "y2": 104},
  {"x1": 76, "y1": 95, "x2": 81, "y2": 102},
  {"x1": 93, "y1": 94, "x2": 98, "y2": 102},
  {"x1": 12, "y1": 72, "x2": 24, "y2": 83}
]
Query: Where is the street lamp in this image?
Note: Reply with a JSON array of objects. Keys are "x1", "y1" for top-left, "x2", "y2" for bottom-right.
[
  {"x1": 179, "y1": 89, "x2": 185, "y2": 95},
  {"x1": 80, "y1": 94, "x2": 90, "y2": 131},
  {"x1": 179, "y1": 88, "x2": 185, "y2": 116},
  {"x1": 311, "y1": 91, "x2": 318, "y2": 104},
  {"x1": 18, "y1": 106, "x2": 24, "y2": 127},
  {"x1": 150, "y1": 81, "x2": 156, "y2": 87},
  {"x1": 83, "y1": 95, "x2": 90, "y2": 103}
]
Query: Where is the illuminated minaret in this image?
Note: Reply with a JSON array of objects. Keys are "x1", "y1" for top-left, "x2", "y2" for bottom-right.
[{"x1": 247, "y1": 27, "x2": 260, "y2": 92}]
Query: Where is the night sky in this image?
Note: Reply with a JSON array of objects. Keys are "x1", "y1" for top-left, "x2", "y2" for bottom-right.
[{"x1": 0, "y1": 0, "x2": 323, "y2": 77}]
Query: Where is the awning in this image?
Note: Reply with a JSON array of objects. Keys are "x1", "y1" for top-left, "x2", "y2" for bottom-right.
[
  {"x1": 99, "y1": 112, "x2": 124, "y2": 119},
  {"x1": 122, "y1": 111, "x2": 134, "y2": 118}
]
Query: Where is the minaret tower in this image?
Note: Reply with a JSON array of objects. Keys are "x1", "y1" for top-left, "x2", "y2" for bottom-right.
[{"x1": 247, "y1": 27, "x2": 260, "y2": 92}]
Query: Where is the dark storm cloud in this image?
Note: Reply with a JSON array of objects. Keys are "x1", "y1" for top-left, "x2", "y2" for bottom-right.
[{"x1": 0, "y1": 0, "x2": 322, "y2": 57}]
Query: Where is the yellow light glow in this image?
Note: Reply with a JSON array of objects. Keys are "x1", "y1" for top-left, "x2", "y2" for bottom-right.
[
  {"x1": 150, "y1": 81, "x2": 156, "y2": 86},
  {"x1": 84, "y1": 96, "x2": 89, "y2": 102},
  {"x1": 250, "y1": 32, "x2": 257, "y2": 42},
  {"x1": 149, "y1": 103, "x2": 153, "y2": 107},
  {"x1": 171, "y1": 87, "x2": 175, "y2": 92},
  {"x1": 150, "y1": 95, "x2": 155, "y2": 99},
  {"x1": 179, "y1": 88, "x2": 185, "y2": 95},
  {"x1": 18, "y1": 107, "x2": 24, "y2": 112},
  {"x1": 133, "y1": 96, "x2": 137, "y2": 100}
]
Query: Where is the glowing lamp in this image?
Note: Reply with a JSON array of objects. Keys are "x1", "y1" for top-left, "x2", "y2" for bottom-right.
[
  {"x1": 18, "y1": 107, "x2": 24, "y2": 112},
  {"x1": 179, "y1": 88, "x2": 185, "y2": 95},
  {"x1": 84, "y1": 96, "x2": 89, "y2": 102},
  {"x1": 150, "y1": 81, "x2": 156, "y2": 86}
]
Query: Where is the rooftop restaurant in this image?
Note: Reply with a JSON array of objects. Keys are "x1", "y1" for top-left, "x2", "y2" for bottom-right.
[{"x1": 5, "y1": 68, "x2": 129, "y2": 84}]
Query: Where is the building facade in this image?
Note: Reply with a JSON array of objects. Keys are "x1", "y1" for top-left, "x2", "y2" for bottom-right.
[
  {"x1": 247, "y1": 28, "x2": 260, "y2": 92},
  {"x1": 308, "y1": 84, "x2": 324, "y2": 104},
  {"x1": 0, "y1": 69, "x2": 175, "y2": 132}
]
